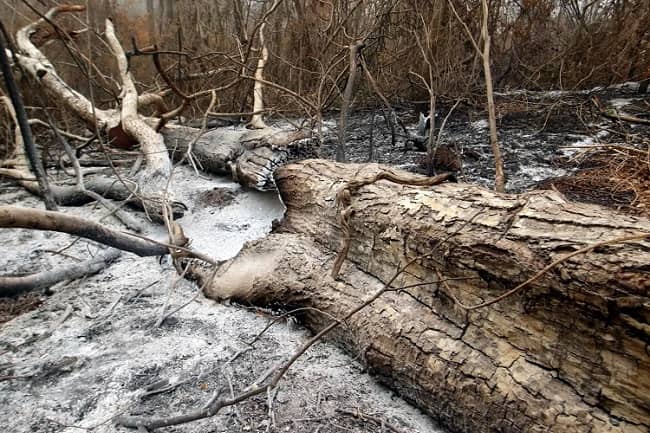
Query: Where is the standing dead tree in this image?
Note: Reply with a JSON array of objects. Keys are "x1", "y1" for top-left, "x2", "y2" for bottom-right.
[
  {"x1": 0, "y1": 19, "x2": 57, "y2": 210},
  {"x1": 448, "y1": 0, "x2": 506, "y2": 191},
  {"x1": 336, "y1": 39, "x2": 364, "y2": 162},
  {"x1": 248, "y1": 22, "x2": 269, "y2": 129}
]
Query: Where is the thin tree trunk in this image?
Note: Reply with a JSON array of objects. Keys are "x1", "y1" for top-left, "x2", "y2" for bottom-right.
[
  {"x1": 0, "y1": 22, "x2": 57, "y2": 210},
  {"x1": 337, "y1": 41, "x2": 363, "y2": 162},
  {"x1": 481, "y1": 0, "x2": 505, "y2": 192},
  {"x1": 249, "y1": 23, "x2": 268, "y2": 129}
]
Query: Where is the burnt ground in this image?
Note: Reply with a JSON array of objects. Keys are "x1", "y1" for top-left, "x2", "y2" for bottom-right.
[
  {"x1": 317, "y1": 82, "x2": 650, "y2": 200},
  {"x1": 1, "y1": 83, "x2": 648, "y2": 433}
]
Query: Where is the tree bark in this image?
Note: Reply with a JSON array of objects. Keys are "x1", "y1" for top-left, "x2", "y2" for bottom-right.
[
  {"x1": 196, "y1": 160, "x2": 650, "y2": 433},
  {"x1": 0, "y1": 26, "x2": 57, "y2": 210},
  {"x1": 105, "y1": 18, "x2": 174, "y2": 218},
  {"x1": 249, "y1": 23, "x2": 268, "y2": 129},
  {"x1": 0, "y1": 205, "x2": 168, "y2": 257},
  {"x1": 164, "y1": 125, "x2": 312, "y2": 190}
]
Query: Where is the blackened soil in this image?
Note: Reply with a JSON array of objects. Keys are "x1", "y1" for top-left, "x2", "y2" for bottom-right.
[{"x1": 317, "y1": 83, "x2": 650, "y2": 196}]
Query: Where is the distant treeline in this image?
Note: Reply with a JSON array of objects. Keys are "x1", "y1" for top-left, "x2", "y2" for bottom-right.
[{"x1": 1, "y1": 0, "x2": 648, "y2": 113}]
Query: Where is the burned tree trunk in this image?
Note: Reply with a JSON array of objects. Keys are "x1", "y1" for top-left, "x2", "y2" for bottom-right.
[
  {"x1": 163, "y1": 126, "x2": 312, "y2": 190},
  {"x1": 196, "y1": 160, "x2": 650, "y2": 433}
]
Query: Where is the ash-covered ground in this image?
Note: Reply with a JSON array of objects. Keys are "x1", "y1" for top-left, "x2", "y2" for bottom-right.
[
  {"x1": 317, "y1": 82, "x2": 649, "y2": 193},
  {"x1": 0, "y1": 169, "x2": 441, "y2": 433},
  {"x1": 1, "y1": 82, "x2": 648, "y2": 433}
]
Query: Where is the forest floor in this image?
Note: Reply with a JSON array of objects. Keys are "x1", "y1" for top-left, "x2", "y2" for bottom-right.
[
  {"x1": 1, "y1": 83, "x2": 648, "y2": 433},
  {"x1": 0, "y1": 170, "x2": 441, "y2": 433},
  {"x1": 318, "y1": 82, "x2": 650, "y2": 212}
]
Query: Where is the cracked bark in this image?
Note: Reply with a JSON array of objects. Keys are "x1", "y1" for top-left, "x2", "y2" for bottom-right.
[
  {"x1": 195, "y1": 160, "x2": 650, "y2": 433},
  {"x1": 163, "y1": 126, "x2": 312, "y2": 190}
]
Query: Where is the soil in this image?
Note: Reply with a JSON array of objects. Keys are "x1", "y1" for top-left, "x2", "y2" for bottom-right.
[{"x1": 0, "y1": 292, "x2": 45, "y2": 325}]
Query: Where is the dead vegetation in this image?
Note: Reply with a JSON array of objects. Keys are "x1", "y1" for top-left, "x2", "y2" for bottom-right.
[
  {"x1": 0, "y1": 1, "x2": 649, "y2": 433},
  {"x1": 542, "y1": 141, "x2": 650, "y2": 216}
]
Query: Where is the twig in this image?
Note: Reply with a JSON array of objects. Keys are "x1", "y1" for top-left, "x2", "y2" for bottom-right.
[
  {"x1": 602, "y1": 109, "x2": 650, "y2": 125},
  {"x1": 154, "y1": 263, "x2": 190, "y2": 327},
  {"x1": 246, "y1": 307, "x2": 342, "y2": 347},
  {"x1": 336, "y1": 408, "x2": 407, "y2": 433},
  {"x1": 183, "y1": 90, "x2": 217, "y2": 174}
]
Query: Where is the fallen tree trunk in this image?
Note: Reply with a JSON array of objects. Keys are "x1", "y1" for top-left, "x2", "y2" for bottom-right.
[
  {"x1": 196, "y1": 160, "x2": 650, "y2": 433},
  {"x1": 163, "y1": 125, "x2": 313, "y2": 190}
]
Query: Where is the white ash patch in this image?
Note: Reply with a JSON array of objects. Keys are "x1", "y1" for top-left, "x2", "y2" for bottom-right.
[
  {"x1": 608, "y1": 98, "x2": 634, "y2": 109},
  {"x1": 559, "y1": 129, "x2": 610, "y2": 156},
  {"x1": 470, "y1": 119, "x2": 488, "y2": 131}
]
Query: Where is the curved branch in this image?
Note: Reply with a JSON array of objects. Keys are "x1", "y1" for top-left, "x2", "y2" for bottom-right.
[
  {"x1": 105, "y1": 19, "x2": 173, "y2": 216},
  {"x1": 13, "y1": 5, "x2": 114, "y2": 128}
]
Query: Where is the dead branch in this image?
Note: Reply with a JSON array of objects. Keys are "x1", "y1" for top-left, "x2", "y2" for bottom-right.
[
  {"x1": 0, "y1": 205, "x2": 168, "y2": 257},
  {"x1": 104, "y1": 19, "x2": 174, "y2": 219},
  {"x1": 0, "y1": 248, "x2": 121, "y2": 297},
  {"x1": 249, "y1": 23, "x2": 269, "y2": 129},
  {"x1": 11, "y1": 5, "x2": 115, "y2": 128},
  {"x1": 0, "y1": 24, "x2": 57, "y2": 210},
  {"x1": 0, "y1": 96, "x2": 142, "y2": 231},
  {"x1": 602, "y1": 109, "x2": 650, "y2": 125}
]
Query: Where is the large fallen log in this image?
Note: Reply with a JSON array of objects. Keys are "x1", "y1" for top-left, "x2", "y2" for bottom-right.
[{"x1": 195, "y1": 160, "x2": 650, "y2": 433}]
